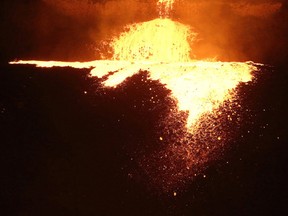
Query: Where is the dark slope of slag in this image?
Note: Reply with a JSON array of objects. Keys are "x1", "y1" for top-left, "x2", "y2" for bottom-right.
[{"x1": 0, "y1": 64, "x2": 287, "y2": 216}]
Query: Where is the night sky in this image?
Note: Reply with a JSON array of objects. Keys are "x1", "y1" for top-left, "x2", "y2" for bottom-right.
[{"x1": 1, "y1": 1, "x2": 288, "y2": 216}]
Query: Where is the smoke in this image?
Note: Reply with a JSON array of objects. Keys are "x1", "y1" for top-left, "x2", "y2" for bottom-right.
[
  {"x1": 41, "y1": 0, "x2": 159, "y2": 60},
  {"x1": 2, "y1": 0, "x2": 288, "y2": 65},
  {"x1": 173, "y1": 0, "x2": 285, "y2": 63}
]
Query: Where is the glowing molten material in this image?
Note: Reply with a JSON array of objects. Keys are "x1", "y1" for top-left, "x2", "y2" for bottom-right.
[
  {"x1": 9, "y1": 0, "x2": 261, "y2": 190},
  {"x1": 158, "y1": 0, "x2": 175, "y2": 17},
  {"x1": 112, "y1": 18, "x2": 194, "y2": 62},
  {"x1": 10, "y1": 11, "x2": 256, "y2": 128},
  {"x1": 92, "y1": 61, "x2": 255, "y2": 128},
  {"x1": 11, "y1": 59, "x2": 255, "y2": 128}
]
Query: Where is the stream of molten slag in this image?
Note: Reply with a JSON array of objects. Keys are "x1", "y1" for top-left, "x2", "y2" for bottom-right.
[
  {"x1": 10, "y1": 15, "x2": 257, "y2": 129},
  {"x1": 157, "y1": 0, "x2": 175, "y2": 17},
  {"x1": 10, "y1": 0, "x2": 260, "y2": 190}
]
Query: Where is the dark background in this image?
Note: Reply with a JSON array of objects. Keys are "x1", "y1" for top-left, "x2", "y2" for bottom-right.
[{"x1": 1, "y1": 0, "x2": 288, "y2": 215}]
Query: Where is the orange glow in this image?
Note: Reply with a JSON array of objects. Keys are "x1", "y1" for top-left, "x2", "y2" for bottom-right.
[
  {"x1": 230, "y1": 2, "x2": 282, "y2": 18},
  {"x1": 10, "y1": 0, "x2": 258, "y2": 129},
  {"x1": 112, "y1": 18, "x2": 195, "y2": 62},
  {"x1": 9, "y1": 0, "x2": 263, "y2": 189}
]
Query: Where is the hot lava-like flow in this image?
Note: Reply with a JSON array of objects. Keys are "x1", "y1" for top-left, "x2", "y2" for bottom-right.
[
  {"x1": 112, "y1": 18, "x2": 194, "y2": 62},
  {"x1": 10, "y1": 0, "x2": 261, "y2": 191}
]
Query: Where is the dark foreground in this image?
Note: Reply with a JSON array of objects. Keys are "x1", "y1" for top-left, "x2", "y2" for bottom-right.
[{"x1": 0, "y1": 63, "x2": 287, "y2": 216}]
